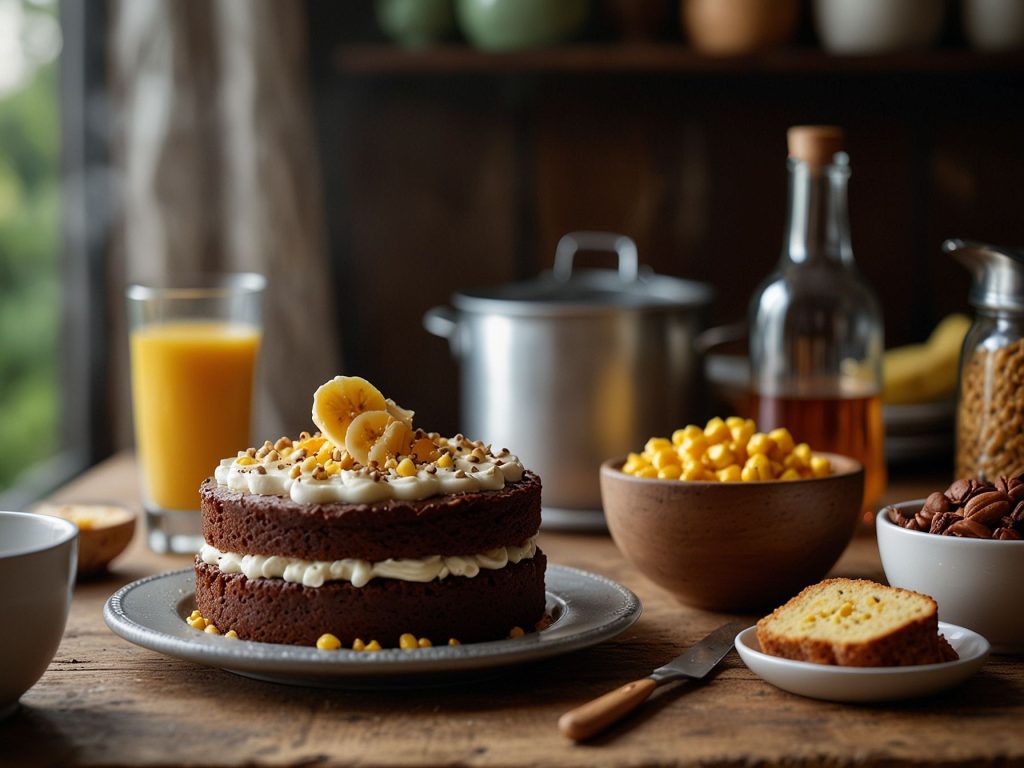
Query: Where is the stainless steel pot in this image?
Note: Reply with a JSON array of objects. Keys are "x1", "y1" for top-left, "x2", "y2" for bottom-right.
[{"x1": 423, "y1": 232, "x2": 714, "y2": 522}]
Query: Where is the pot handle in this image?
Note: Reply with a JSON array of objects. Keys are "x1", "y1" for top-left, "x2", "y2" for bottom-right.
[
  {"x1": 423, "y1": 305, "x2": 461, "y2": 356},
  {"x1": 553, "y1": 231, "x2": 639, "y2": 283}
]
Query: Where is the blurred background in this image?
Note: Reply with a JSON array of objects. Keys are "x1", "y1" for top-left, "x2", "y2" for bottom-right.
[{"x1": 2, "y1": 0, "x2": 1023, "y2": 505}]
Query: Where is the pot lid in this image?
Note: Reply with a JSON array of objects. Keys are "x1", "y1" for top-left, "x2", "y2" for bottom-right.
[{"x1": 451, "y1": 232, "x2": 714, "y2": 316}]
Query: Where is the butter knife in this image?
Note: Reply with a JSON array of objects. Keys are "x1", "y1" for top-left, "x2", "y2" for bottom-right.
[{"x1": 558, "y1": 620, "x2": 747, "y2": 741}]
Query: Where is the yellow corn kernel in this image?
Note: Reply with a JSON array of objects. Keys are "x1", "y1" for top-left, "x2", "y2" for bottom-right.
[
  {"x1": 725, "y1": 416, "x2": 745, "y2": 430},
  {"x1": 225, "y1": 630, "x2": 239, "y2": 639},
  {"x1": 411, "y1": 438, "x2": 438, "y2": 462},
  {"x1": 435, "y1": 452, "x2": 453, "y2": 469},
  {"x1": 509, "y1": 626, "x2": 525, "y2": 639},
  {"x1": 188, "y1": 617, "x2": 208, "y2": 630},
  {"x1": 204, "y1": 624, "x2": 220, "y2": 635},
  {"x1": 338, "y1": 450, "x2": 356, "y2": 470},
  {"x1": 657, "y1": 467, "x2": 679, "y2": 480},
  {"x1": 746, "y1": 433, "x2": 776, "y2": 457},
  {"x1": 399, "y1": 633, "x2": 418, "y2": 650},
  {"x1": 742, "y1": 453, "x2": 773, "y2": 481},
  {"x1": 448, "y1": 638, "x2": 460, "y2": 646},
  {"x1": 705, "y1": 443, "x2": 735, "y2": 470},
  {"x1": 704, "y1": 417, "x2": 730, "y2": 445},
  {"x1": 396, "y1": 457, "x2": 418, "y2": 478},
  {"x1": 365, "y1": 640, "x2": 382, "y2": 652},
  {"x1": 716, "y1": 464, "x2": 742, "y2": 482},
  {"x1": 635, "y1": 466, "x2": 658, "y2": 479},
  {"x1": 803, "y1": 614, "x2": 817, "y2": 624},
  {"x1": 679, "y1": 434, "x2": 708, "y2": 462},
  {"x1": 418, "y1": 637, "x2": 432, "y2": 648},
  {"x1": 768, "y1": 428, "x2": 796, "y2": 457},
  {"x1": 622, "y1": 460, "x2": 648, "y2": 476},
  {"x1": 316, "y1": 633, "x2": 341, "y2": 650},
  {"x1": 810, "y1": 455, "x2": 832, "y2": 477},
  {"x1": 652, "y1": 448, "x2": 680, "y2": 470},
  {"x1": 324, "y1": 459, "x2": 342, "y2": 476},
  {"x1": 680, "y1": 463, "x2": 706, "y2": 482},
  {"x1": 770, "y1": 460, "x2": 784, "y2": 477},
  {"x1": 315, "y1": 444, "x2": 334, "y2": 465},
  {"x1": 300, "y1": 456, "x2": 318, "y2": 473},
  {"x1": 729, "y1": 418, "x2": 756, "y2": 447},
  {"x1": 298, "y1": 435, "x2": 327, "y2": 454},
  {"x1": 188, "y1": 609, "x2": 202, "y2": 621},
  {"x1": 728, "y1": 441, "x2": 748, "y2": 465},
  {"x1": 644, "y1": 437, "x2": 673, "y2": 456},
  {"x1": 792, "y1": 443, "x2": 812, "y2": 466},
  {"x1": 779, "y1": 468, "x2": 802, "y2": 481},
  {"x1": 839, "y1": 601, "x2": 854, "y2": 618},
  {"x1": 352, "y1": 638, "x2": 366, "y2": 651},
  {"x1": 235, "y1": 456, "x2": 256, "y2": 466}
]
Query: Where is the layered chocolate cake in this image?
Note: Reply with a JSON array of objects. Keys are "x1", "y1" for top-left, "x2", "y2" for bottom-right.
[{"x1": 193, "y1": 376, "x2": 546, "y2": 648}]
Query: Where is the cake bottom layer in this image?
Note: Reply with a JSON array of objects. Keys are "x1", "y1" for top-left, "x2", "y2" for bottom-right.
[{"x1": 194, "y1": 551, "x2": 547, "y2": 647}]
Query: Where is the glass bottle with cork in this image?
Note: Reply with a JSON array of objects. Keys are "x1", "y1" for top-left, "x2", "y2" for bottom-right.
[{"x1": 748, "y1": 125, "x2": 886, "y2": 512}]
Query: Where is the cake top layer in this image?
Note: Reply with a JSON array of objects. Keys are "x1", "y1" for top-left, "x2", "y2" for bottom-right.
[{"x1": 213, "y1": 375, "x2": 526, "y2": 504}]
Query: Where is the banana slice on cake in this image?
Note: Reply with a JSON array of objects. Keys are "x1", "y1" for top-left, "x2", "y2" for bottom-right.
[
  {"x1": 312, "y1": 376, "x2": 388, "y2": 448},
  {"x1": 345, "y1": 410, "x2": 413, "y2": 467},
  {"x1": 385, "y1": 398, "x2": 415, "y2": 428}
]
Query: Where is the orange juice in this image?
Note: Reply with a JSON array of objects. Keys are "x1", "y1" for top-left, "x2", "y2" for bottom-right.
[{"x1": 130, "y1": 321, "x2": 261, "y2": 511}]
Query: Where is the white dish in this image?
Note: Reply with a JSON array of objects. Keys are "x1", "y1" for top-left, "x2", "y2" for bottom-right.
[
  {"x1": 734, "y1": 622, "x2": 989, "y2": 702},
  {"x1": 104, "y1": 565, "x2": 641, "y2": 688}
]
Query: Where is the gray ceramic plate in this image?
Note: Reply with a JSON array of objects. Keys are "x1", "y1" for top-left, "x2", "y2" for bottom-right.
[{"x1": 103, "y1": 565, "x2": 641, "y2": 688}]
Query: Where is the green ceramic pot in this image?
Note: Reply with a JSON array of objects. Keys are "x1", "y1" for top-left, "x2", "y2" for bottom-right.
[
  {"x1": 456, "y1": 0, "x2": 590, "y2": 51},
  {"x1": 375, "y1": 0, "x2": 456, "y2": 48}
]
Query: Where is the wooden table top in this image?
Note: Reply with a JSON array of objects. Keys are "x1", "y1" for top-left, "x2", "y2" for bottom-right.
[{"x1": 2, "y1": 454, "x2": 1022, "y2": 767}]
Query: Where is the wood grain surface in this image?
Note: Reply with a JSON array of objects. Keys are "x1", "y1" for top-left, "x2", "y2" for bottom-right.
[{"x1": 2, "y1": 455, "x2": 1022, "y2": 767}]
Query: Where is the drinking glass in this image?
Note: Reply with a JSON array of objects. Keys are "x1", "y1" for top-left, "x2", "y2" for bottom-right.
[{"x1": 126, "y1": 273, "x2": 264, "y2": 553}]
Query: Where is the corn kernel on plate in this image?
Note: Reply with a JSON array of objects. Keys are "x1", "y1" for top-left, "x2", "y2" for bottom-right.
[
  {"x1": 734, "y1": 623, "x2": 989, "y2": 702},
  {"x1": 103, "y1": 565, "x2": 641, "y2": 689}
]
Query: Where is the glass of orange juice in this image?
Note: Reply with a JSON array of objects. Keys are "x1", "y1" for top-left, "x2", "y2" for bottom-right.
[{"x1": 126, "y1": 274, "x2": 265, "y2": 553}]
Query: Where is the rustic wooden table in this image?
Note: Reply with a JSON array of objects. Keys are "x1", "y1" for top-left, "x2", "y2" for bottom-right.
[{"x1": 2, "y1": 455, "x2": 1022, "y2": 767}]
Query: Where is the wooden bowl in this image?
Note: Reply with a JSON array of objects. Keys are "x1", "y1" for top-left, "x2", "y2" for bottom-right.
[
  {"x1": 600, "y1": 453, "x2": 863, "y2": 611},
  {"x1": 681, "y1": 0, "x2": 800, "y2": 55},
  {"x1": 34, "y1": 504, "x2": 136, "y2": 576}
]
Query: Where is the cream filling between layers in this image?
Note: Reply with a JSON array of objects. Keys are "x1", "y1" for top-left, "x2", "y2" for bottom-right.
[{"x1": 199, "y1": 536, "x2": 538, "y2": 589}]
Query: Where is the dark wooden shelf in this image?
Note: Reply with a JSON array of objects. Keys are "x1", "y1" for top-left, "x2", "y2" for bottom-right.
[{"x1": 334, "y1": 43, "x2": 1024, "y2": 77}]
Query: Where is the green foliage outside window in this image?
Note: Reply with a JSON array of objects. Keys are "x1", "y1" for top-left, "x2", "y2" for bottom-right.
[{"x1": 0, "y1": 37, "x2": 60, "y2": 490}]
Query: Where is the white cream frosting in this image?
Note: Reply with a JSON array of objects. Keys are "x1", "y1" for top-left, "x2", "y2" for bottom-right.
[
  {"x1": 214, "y1": 439, "x2": 525, "y2": 505},
  {"x1": 200, "y1": 537, "x2": 538, "y2": 589}
]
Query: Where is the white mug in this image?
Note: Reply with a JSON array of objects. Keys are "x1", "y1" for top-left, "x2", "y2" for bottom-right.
[{"x1": 0, "y1": 511, "x2": 77, "y2": 718}]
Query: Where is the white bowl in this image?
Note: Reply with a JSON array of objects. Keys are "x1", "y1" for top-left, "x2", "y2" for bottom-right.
[
  {"x1": 964, "y1": 0, "x2": 1024, "y2": 51},
  {"x1": 813, "y1": 0, "x2": 945, "y2": 55},
  {"x1": 876, "y1": 503, "x2": 1024, "y2": 654},
  {"x1": 0, "y1": 511, "x2": 77, "y2": 717}
]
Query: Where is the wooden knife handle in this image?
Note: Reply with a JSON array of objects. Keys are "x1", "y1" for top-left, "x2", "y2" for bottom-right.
[{"x1": 558, "y1": 677, "x2": 657, "y2": 741}]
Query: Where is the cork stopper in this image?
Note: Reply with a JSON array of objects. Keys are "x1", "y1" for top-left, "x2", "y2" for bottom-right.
[{"x1": 787, "y1": 126, "x2": 845, "y2": 169}]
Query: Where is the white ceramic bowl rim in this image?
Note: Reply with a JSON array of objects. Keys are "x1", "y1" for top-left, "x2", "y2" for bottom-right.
[
  {"x1": 877, "y1": 502, "x2": 1024, "y2": 547},
  {"x1": 0, "y1": 510, "x2": 78, "y2": 560}
]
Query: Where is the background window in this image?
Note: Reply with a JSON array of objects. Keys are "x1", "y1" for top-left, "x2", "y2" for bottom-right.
[{"x1": 0, "y1": 0, "x2": 62, "y2": 497}]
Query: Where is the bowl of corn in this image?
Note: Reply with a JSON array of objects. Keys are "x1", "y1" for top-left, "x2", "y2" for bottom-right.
[{"x1": 600, "y1": 417, "x2": 864, "y2": 612}]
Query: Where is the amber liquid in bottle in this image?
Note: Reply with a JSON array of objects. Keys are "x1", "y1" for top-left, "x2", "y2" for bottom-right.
[
  {"x1": 749, "y1": 127, "x2": 886, "y2": 518},
  {"x1": 750, "y1": 393, "x2": 887, "y2": 511}
]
